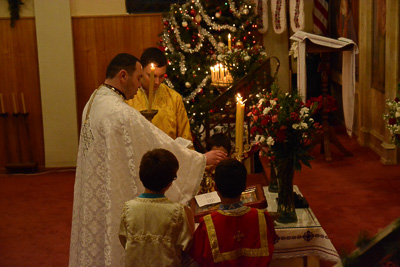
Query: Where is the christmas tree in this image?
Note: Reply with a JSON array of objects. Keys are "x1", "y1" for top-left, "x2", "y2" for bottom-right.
[{"x1": 159, "y1": 0, "x2": 267, "y2": 143}]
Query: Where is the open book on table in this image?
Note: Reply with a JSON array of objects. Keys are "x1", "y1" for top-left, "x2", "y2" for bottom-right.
[{"x1": 191, "y1": 184, "x2": 268, "y2": 223}]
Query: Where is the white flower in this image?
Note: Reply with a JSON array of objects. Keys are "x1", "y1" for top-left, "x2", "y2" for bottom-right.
[
  {"x1": 266, "y1": 136, "x2": 275, "y2": 146},
  {"x1": 300, "y1": 107, "x2": 309, "y2": 119},
  {"x1": 263, "y1": 107, "x2": 272, "y2": 114},
  {"x1": 255, "y1": 134, "x2": 266, "y2": 143},
  {"x1": 244, "y1": 55, "x2": 251, "y2": 61},
  {"x1": 396, "y1": 111, "x2": 400, "y2": 118},
  {"x1": 300, "y1": 107, "x2": 309, "y2": 116},
  {"x1": 292, "y1": 124, "x2": 300, "y2": 130},
  {"x1": 289, "y1": 42, "x2": 299, "y2": 58},
  {"x1": 217, "y1": 54, "x2": 223, "y2": 61},
  {"x1": 270, "y1": 100, "x2": 277, "y2": 106},
  {"x1": 300, "y1": 122, "x2": 308, "y2": 129}
]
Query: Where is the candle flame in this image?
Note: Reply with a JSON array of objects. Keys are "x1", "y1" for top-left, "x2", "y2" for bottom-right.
[
  {"x1": 151, "y1": 63, "x2": 155, "y2": 70},
  {"x1": 236, "y1": 93, "x2": 242, "y2": 102}
]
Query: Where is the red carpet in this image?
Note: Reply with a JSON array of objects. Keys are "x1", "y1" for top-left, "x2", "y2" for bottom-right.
[
  {"x1": 296, "y1": 133, "x2": 400, "y2": 256},
  {"x1": 0, "y1": 132, "x2": 399, "y2": 266}
]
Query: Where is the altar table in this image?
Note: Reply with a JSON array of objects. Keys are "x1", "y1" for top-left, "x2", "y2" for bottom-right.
[{"x1": 264, "y1": 186, "x2": 341, "y2": 267}]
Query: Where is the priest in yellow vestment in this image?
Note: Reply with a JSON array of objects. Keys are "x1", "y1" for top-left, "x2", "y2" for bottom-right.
[{"x1": 127, "y1": 47, "x2": 192, "y2": 141}]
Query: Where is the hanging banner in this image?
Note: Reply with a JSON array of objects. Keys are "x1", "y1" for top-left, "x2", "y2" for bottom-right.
[
  {"x1": 290, "y1": 0, "x2": 305, "y2": 33},
  {"x1": 271, "y1": 0, "x2": 287, "y2": 34}
]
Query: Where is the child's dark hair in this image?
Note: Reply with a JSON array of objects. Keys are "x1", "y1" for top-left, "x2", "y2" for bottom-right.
[
  {"x1": 139, "y1": 149, "x2": 179, "y2": 192},
  {"x1": 214, "y1": 159, "x2": 247, "y2": 198},
  {"x1": 206, "y1": 133, "x2": 232, "y2": 155}
]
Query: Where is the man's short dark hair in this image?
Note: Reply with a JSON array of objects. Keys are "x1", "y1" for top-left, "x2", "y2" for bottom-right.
[
  {"x1": 140, "y1": 47, "x2": 167, "y2": 68},
  {"x1": 215, "y1": 159, "x2": 247, "y2": 198},
  {"x1": 139, "y1": 148, "x2": 179, "y2": 192},
  {"x1": 206, "y1": 133, "x2": 232, "y2": 155},
  {"x1": 106, "y1": 53, "x2": 139, "y2": 79}
]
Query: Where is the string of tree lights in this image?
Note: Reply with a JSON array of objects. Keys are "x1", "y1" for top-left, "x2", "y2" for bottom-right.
[{"x1": 159, "y1": 0, "x2": 266, "y2": 139}]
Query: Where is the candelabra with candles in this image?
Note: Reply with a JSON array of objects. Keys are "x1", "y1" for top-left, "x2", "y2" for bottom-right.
[{"x1": 210, "y1": 63, "x2": 233, "y2": 93}]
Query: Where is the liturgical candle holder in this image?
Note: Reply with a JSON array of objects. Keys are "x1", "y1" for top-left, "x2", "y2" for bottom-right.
[
  {"x1": 233, "y1": 142, "x2": 253, "y2": 162},
  {"x1": 140, "y1": 109, "x2": 158, "y2": 121}
]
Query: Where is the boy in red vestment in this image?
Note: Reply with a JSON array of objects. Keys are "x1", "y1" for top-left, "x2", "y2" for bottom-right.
[{"x1": 190, "y1": 159, "x2": 277, "y2": 266}]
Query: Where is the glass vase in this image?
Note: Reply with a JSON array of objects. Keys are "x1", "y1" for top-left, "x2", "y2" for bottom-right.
[
  {"x1": 276, "y1": 158, "x2": 298, "y2": 223},
  {"x1": 268, "y1": 161, "x2": 279, "y2": 193}
]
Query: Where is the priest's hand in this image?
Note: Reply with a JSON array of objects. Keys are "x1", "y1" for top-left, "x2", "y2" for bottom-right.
[{"x1": 205, "y1": 150, "x2": 227, "y2": 166}]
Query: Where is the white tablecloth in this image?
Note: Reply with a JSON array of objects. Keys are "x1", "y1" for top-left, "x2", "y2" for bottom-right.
[{"x1": 264, "y1": 186, "x2": 341, "y2": 263}]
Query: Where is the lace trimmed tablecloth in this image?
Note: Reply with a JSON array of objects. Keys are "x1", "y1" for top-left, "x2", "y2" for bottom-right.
[{"x1": 264, "y1": 186, "x2": 341, "y2": 263}]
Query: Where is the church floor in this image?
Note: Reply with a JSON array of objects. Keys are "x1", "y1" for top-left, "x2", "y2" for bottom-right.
[{"x1": 0, "y1": 130, "x2": 399, "y2": 266}]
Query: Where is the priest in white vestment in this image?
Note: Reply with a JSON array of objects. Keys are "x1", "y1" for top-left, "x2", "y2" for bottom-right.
[{"x1": 69, "y1": 53, "x2": 226, "y2": 267}]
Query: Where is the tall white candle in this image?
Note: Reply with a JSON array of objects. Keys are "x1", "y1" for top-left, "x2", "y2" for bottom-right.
[
  {"x1": 148, "y1": 63, "x2": 155, "y2": 111},
  {"x1": 235, "y1": 94, "x2": 244, "y2": 155}
]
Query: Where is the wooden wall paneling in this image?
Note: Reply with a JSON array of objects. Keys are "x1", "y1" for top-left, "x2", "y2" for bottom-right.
[
  {"x1": 0, "y1": 18, "x2": 44, "y2": 172},
  {"x1": 72, "y1": 14, "x2": 164, "y2": 127}
]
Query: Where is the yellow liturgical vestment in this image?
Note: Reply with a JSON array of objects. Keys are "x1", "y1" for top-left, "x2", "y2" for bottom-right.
[{"x1": 127, "y1": 84, "x2": 192, "y2": 141}]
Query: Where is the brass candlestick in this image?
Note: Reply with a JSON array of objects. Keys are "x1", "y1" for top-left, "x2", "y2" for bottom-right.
[
  {"x1": 140, "y1": 109, "x2": 158, "y2": 121},
  {"x1": 233, "y1": 143, "x2": 252, "y2": 162}
]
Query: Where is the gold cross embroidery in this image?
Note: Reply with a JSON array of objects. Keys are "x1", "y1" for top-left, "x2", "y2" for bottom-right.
[{"x1": 233, "y1": 230, "x2": 244, "y2": 242}]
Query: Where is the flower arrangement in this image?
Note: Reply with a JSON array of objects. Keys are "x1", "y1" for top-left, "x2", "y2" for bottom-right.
[
  {"x1": 215, "y1": 44, "x2": 267, "y2": 82},
  {"x1": 305, "y1": 94, "x2": 338, "y2": 116},
  {"x1": 249, "y1": 84, "x2": 322, "y2": 171},
  {"x1": 383, "y1": 84, "x2": 400, "y2": 147}
]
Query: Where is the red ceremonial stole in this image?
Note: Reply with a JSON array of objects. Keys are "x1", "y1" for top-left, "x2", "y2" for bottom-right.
[{"x1": 204, "y1": 207, "x2": 272, "y2": 265}]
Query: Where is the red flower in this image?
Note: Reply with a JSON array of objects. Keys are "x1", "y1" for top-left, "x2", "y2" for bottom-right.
[
  {"x1": 389, "y1": 118, "x2": 397, "y2": 125},
  {"x1": 276, "y1": 126, "x2": 287, "y2": 142},
  {"x1": 261, "y1": 117, "x2": 270, "y2": 126},
  {"x1": 290, "y1": 112, "x2": 300, "y2": 121},
  {"x1": 250, "y1": 126, "x2": 258, "y2": 135}
]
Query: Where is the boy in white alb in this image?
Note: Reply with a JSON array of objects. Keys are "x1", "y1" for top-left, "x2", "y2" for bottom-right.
[{"x1": 119, "y1": 148, "x2": 195, "y2": 266}]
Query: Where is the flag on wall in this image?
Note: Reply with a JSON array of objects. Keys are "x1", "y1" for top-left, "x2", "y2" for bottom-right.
[{"x1": 313, "y1": 0, "x2": 329, "y2": 36}]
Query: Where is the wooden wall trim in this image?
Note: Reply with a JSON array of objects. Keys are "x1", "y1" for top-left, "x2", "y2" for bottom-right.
[
  {"x1": 71, "y1": 13, "x2": 164, "y2": 19},
  {"x1": 72, "y1": 14, "x2": 164, "y2": 127},
  {"x1": 0, "y1": 18, "x2": 44, "y2": 171}
]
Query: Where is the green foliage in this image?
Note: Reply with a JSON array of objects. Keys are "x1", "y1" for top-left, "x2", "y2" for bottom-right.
[
  {"x1": 383, "y1": 83, "x2": 400, "y2": 147},
  {"x1": 7, "y1": 0, "x2": 24, "y2": 27}
]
